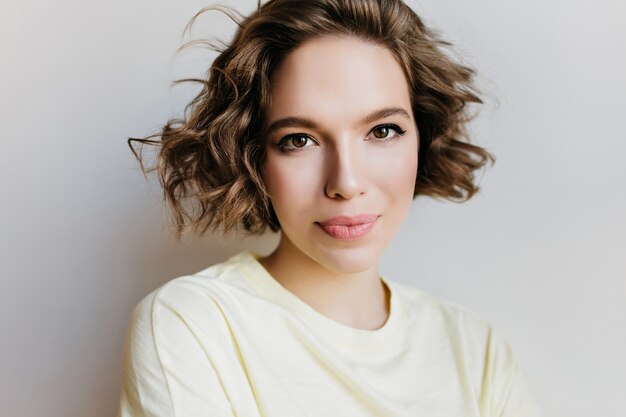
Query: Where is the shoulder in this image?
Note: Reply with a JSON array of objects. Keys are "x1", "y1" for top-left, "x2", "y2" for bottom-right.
[
  {"x1": 392, "y1": 280, "x2": 493, "y2": 341},
  {"x1": 129, "y1": 252, "x2": 258, "y2": 342},
  {"x1": 120, "y1": 254, "x2": 250, "y2": 416},
  {"x1": 391, "y1": 281, "x2": 504, "y2": 382},
  {"x1": 135, "y1": 251, "x2": 255, "y2": 311},
  {"x1": 390, "y1": 281, "x2": 541, "y2": 416},
  {"x1": 124, "y1": 251, "x2": 259, "y2": 380}
]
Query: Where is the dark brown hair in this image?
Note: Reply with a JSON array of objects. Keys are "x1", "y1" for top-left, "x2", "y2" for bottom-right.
[{"x1": 130, "y1": 0, "x2": 494, "y2": 238}]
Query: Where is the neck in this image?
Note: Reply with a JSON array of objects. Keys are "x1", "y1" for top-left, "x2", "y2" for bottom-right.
[{"x1": 259, "y1": 237, "x2": 390, "y2": 330}]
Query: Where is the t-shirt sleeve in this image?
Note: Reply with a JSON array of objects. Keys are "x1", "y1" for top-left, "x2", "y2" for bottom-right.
[
  {"x1": 480, "y1": 328, "x2": 542, "y2": 417},
  {"x1": 117, "y1": 287, "x2": 235, "y2": 417}
]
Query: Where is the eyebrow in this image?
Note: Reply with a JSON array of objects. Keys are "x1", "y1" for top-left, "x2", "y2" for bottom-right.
[{"x1": 264, "y1": 106, "x2": 412, "y2": 137}]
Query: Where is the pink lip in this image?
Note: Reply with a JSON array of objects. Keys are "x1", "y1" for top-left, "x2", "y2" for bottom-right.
[{"x1": 316, "y1": 214, "x2": 380, "y2": 240}]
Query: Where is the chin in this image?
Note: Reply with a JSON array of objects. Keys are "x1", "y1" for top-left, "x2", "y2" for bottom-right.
[{"x1": 312, "y1": 244, "x2": 383, "y2": 275}]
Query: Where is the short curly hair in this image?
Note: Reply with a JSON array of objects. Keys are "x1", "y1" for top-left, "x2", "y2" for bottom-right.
[{"x1": 130, "y1": 0, "x2": 494, "y2": 238}]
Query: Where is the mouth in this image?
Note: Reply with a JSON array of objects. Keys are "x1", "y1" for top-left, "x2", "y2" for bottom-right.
[{"x1": 316, "y1": 214, "x2": 380, "y2": 240}]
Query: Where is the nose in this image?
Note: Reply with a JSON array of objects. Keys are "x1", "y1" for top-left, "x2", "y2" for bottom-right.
[{"x1": 324, "y1": 140, "x2": 367, "y2": 200}]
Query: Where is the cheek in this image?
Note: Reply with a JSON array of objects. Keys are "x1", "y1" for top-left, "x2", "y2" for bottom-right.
[
  {"x1": 398, "y1": 150, "x2": 419, "y2": 194},
  {"x1": 263, "y1": 156, "x2": 321, "y2": 216},
  {"x1": 369, "y1": 141, "x2": 418, "y2": 199}
]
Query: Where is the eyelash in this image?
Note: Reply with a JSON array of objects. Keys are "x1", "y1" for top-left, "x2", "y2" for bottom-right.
[
  {"x1": 275, "y1": 123, "x2": 407, "y2": 152},
  {"x1": 370, "y1": 124, "x2": 407, "y2": 142},
  {"x1": 275, "y1": 134, "x2": 314, "y2": 152}
]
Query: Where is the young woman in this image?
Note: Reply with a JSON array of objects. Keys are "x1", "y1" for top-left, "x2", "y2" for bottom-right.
[{"x1": 118, "y1": 1, "x2": 541, "y2": 416}]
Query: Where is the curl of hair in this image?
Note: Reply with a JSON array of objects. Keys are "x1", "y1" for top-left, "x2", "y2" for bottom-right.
[{"x1": 129, "y1": 0, "x2": 495, "y2": 238}]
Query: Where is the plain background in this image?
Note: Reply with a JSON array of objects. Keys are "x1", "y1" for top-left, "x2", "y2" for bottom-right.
[{"x1": 1, "y1": 0, "x2": 624, "y2": 416}]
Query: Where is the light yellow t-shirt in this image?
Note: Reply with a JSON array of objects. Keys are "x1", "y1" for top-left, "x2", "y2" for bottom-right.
[{"x1": 117, "y1": 251, "x2": 540, "y2": 417}]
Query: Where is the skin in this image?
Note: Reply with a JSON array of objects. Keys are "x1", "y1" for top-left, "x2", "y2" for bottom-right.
[{"x1": 260, "y1": 35, "x2": 419, "y2": 330}]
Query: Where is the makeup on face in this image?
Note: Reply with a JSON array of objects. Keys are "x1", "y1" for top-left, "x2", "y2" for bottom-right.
[
  {"x1": 316, "y1": 214, "x2": 381, "y2": 241},
  {"x1": 262, "y1": 35, "x2": 418, "y2": 274}
]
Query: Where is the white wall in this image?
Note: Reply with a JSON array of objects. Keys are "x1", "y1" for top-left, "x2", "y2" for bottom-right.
[{"x1": 1, "y1": 1, "x2": 624, "y2": 416}]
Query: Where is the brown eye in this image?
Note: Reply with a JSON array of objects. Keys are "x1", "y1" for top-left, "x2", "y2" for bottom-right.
[
  {"x1": 368, "y1": 124, "x2": 406, "y2": 142},
  {"x1": 292, "y1": 136, "x2": 308, "y2": 147},
  {"x1": 276, "y1": 134, "x2": 316, "y2": 151},
  {"x1": 373, "y1": 126, "x2": 390, "y2": 139}
]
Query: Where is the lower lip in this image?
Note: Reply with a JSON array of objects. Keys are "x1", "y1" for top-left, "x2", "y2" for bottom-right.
[{"x1": 316, "y1": 220, "x2": 378, "y2": 240}]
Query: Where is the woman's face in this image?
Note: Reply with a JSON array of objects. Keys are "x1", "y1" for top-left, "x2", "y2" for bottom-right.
[{"x1": 263, "y1": 35, "x2": 419, "y2": 274}]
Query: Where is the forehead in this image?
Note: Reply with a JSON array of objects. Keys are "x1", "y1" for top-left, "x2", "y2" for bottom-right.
[{"x1": 267, "y1": 35, "x2": 413, "y2": 126}]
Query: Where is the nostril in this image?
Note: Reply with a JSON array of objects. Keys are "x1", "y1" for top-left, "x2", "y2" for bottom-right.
[
  {"x1": 324, "y1": 174, "x2": 362, "y2": 200},
  {"x1": 323, "y1": 143, "x2": 367, "y2": 200}
]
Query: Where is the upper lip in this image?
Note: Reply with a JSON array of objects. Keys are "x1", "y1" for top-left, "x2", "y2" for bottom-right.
[{"x1": 317, "y1": 214, "x2": 380, "y2": 226}]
